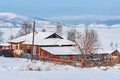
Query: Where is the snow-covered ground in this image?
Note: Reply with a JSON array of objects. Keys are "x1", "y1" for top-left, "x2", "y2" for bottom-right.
[
  {"x1": 0, "y1": 57, "x2": 75, "y2": 71},
  {"x1": 1, "y1": 25, "x2": 120, "y2": 80},
  {"x1": 0, "y1": 57, "x2": 120, "y2": 80}
]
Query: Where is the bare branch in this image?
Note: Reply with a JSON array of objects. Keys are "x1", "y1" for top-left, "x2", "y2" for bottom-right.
[
  {"x1": 16, "y1": 22, "x2": 34, "y2": 37},
  {"x1": 75, "y1": 27, "x2": 100, "y2": 54}
]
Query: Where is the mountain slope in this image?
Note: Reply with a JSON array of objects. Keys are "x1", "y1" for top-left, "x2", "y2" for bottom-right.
[{"x1": 0, "y1": 12, "x2": 53, "y2": 27}]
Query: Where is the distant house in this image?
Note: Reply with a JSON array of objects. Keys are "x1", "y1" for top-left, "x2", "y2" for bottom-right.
[
  {"x1": 111, "y1": 49, "x2": 120, "y2": 56},
  {"x1": 89, "y1": 49, "x2": 113, "y2": 61},
  {"x1": 0, "y1": 43, "x2": 14, "y2": 57},
  {"x1": 111, "y1": 49, "x2": 120, "y2": 64},
  {"x1": 96, "y1": 49, "x2": 113, "y2": 55},
  {"x1": 8, "y1": 32, "x2": 81, "y2": 60},
  {"x1": 0, "y1": 43, "x2": 10, "y2": 49}
]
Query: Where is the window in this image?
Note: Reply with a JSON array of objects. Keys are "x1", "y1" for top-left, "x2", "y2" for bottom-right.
[
  {"x1": 60, "y1": 56, "x2": 67, "y2": 60},
  {"x1": 73, "y1": 55, "x2": 81, "y2": 60},
  {"x1": 12, "y1": 45, "x2": 16, "y2": 50}
]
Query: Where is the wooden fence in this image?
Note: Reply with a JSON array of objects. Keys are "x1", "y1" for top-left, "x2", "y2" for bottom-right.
[
  {"x1": 39, "y1": 56, "x2": 120, "y2": 68},
  {"x1": 39, "y1": 56, "x2": 81, "y2": 67}
]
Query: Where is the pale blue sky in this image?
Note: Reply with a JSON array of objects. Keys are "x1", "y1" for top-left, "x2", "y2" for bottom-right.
[{"x1": 0, "y1": 0, "x2": 120, "y2": 18}]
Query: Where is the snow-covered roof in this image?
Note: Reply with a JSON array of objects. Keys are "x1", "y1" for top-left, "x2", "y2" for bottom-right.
[
  {"x1": 8, "y1": 32, "x2": 33, "y2": 43},
  {"x1": 116, "y1": 49, "x2": 120, "y2": 52},
  {"x1": 24, "y1": 38, "x2": 75, "y2": 46},
  {"x1": 8, "y1": 31, "x2": 75, "y2": 46},
  {"x1": 8, "y1": 32, "x2": 55, "y2": 43},
  {"x1": 41, "y1": 46, "x2": 80, "y2": 55},
  {"x1": 34, "y1": 32, "x2": 56, "y2": 39},
  {"x1": 0, "y1": 43, "x2": 10, "y2": 46},
  {"x1": 96, "y1": 49, "x2": 114, "y2": 54}
]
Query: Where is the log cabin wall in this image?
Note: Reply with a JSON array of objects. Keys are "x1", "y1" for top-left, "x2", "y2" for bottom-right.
[
  {"x1": 39, "y1": 48, "x2": 54, "y2": 58},
  {"x1": 9, "y1": 43, "x2": 32, "y2": 53},
  {"x1": 10, "y1": 43, "x2": 18, "y2": 50},
  {"x1": 20, "y1": 44, "x2": 28, "y2": 52}
]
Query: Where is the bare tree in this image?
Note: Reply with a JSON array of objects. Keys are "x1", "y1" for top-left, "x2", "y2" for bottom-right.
[
  {"x1": 115, "y1": 43, "x2": 118, "y2": 49},
  {"x1": 67, "y1": 29, "x2": 81, "y2": 42},
  {"x1": 75, "y1": 27, "x2": 100, "y2": 54},
  {"x1": 8, "y1": 35, "x2": 16, "y2": 40},
  {"x1": 55, "y1": 22, "x2": 63, "y2": 36},
  {"x1": 16, "y1": 22, "x2": 33, "y2": 37},
  {"x1": 110, "y1": 42, "x2": 113, "y2": 50},
  {"x1": 0, "y1": 30, "x2": 4, "y2": 43}
]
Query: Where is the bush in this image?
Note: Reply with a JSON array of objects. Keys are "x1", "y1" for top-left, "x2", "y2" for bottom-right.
[{"x1": 21, "y1": 53, "x2": 32, "y2": 59}]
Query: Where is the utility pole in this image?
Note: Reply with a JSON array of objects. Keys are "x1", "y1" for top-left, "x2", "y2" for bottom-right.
[{"x1": 31, "y1": 21, "x2": 35, "y2": 61}]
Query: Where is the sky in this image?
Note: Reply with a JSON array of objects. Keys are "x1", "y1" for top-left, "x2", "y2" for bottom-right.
[{"x1": 0, "y1": 0, "x2": 120, "y2": 19}]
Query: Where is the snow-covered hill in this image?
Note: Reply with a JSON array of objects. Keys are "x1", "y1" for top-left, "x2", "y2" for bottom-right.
[{"x1": 0, "y1": 12, "x2": 54, "y2": 27}]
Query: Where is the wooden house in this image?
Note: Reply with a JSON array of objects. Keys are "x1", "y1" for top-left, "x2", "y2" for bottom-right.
[
  {"x1": 0, "y1": 43, "x2": 10, "y2": 49},
  {"x1": 94, "y1": 49, "x2": 113, "y2": 61},
  {"x1": 111, "y1": 49, "x2": 120, "y2": 64},
  {"x1": 8, "y1": 32, "x2": 81, "y2": 60},
  {"x1": 111, "y1": 49, "x2": 120, "y2": 56}
]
